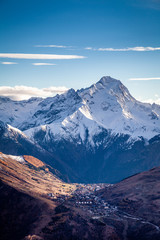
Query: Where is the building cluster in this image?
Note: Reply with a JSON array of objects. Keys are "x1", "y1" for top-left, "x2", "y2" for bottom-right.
[
  {"x1": 67, "y1": 183, "x2": 117, "y2": 217},
  {"x1": 47, "y1": 183, "x2": 117, "y2": 217}
]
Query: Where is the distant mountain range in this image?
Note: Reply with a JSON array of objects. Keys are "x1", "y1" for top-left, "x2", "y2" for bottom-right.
[{"x1": 0, "y1": 76, "x2": 160, "y2": 183}]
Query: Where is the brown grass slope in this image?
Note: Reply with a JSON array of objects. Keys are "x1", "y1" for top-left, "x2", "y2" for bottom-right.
[
  {"x1": 1, "y1": 152, "x2": 160, "y2": 240},
  {"x1": 99, "y1": 166, "x2": 160, "y2": 239},
  {"x1": 0, "y1": 152, "x2": 121, "y2": 240}
]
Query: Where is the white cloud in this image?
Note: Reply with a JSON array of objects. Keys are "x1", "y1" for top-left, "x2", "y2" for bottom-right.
[
  {"x1": 142, "y1": 98, "x2": 160, "y2": 105},
  {"x1": 155, "y1": 99, "x2": 160, "y2": 105},
  {"x1": 0, "y1": 85, "x2": 69, "y2": 101},
  {"x1": 35, "y1": 45, "x2": 67, "y2": 48},
  {"x1": 1, "y1": 62, "x2": 18, "y2": 64},
  {"x1": 0, "y1": 53, "x2": 86, "y2": 60},
  {"x1": 32, "y1": 63, "x2": 56, "y2": 66},
  {"x1": 137, "y1": 95, "x2": 160, "y2": 105},
  {"x1": 84, "y1": 47, "x2": 93, "y2": 50},
  {"x1": 85, "y1": 46, "x2": 160, "y2": 52},
  {"x1": 98, "y1": 47, "x2": 160, "y2": 51},
  {"x1": 129, "y1": 77, "x2": 160, "y2": 81}
]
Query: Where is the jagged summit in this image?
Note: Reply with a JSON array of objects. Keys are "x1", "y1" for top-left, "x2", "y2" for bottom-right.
[
  {"x1": 78, "y1": 76, "x2": 121, "y2": 94},
  {"x1": 98, "y1": 76, "x2": 120, "y2": 85},
  {"x1": 0, "y1": 76, "x2": 160, "y2": 141},
  {"x1": 94, "y1": 76, "x2": 121, "y2": 90},
  {"x1": 65, "y1": 88, "x2": 81, "y2": 101},
  {"x1": 1, "y1": 76, "x2": 160, "y2": 184},
  {"x1": 94, "y1": 76, "x2": 133, "y2": 101},
  {"x1": 81, "y1": 76, "x2": 134, "y2": 101},
  {"x1": 78, "y1": 77, "x2": 135, "y2": 126},
  {"x1": 66, "y1": 88, "x2": 76, "y2": 96}
]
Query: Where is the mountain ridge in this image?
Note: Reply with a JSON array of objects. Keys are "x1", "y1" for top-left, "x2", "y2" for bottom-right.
[
  {"x1": 0, "y1": 76, "x2": 160, "y2": 183},
  {"x1": 1, "y1": 76, "x2": 160, "y2": 141}
]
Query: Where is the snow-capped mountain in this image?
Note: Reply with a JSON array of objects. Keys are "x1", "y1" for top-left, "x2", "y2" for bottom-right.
[
  {"x1": 0, "y1": 76, "x2": 160, "y2": 183},
  {"x1": 0, "y1": 96, "x2": 42, "y2": 130},
  {"x1": 1, "y1": 77, "x2": 160, "y2": 143},
  {"x1": 78, "y1": 76, "x2": 160, "y2": 139},
  {"x1": 0, "y1": 120, "x2": 67, "y2": 180},
  {"x1": 0, "y1": 119, "x2": 50, "y2": 161}
]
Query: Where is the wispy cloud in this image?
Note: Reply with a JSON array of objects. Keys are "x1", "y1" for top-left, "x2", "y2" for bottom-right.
[
  {"x1": 85, "y1": 46, "x2": 160, "y2": 52},
  {"x1": 85, "y1": 47, "x2": 93, "y2": 50},
  {"x1": 32, "y1": 63, "x2": 56, "y2": 66},
  {"x1": 146, "y1": 98, "x2": 160, "y2": 105},
  {"x1": 138, "y1": 96, "x2": 160, "y2": 105},
  {"x1": 0, "y1": 85, "x2": 69, "y2": 101},
  {"x1": 1, "y1": 61, "x2": 18, "y2": 64},
  {"x1": 35, "y1": 45, "x2": 67, "y2": 48},
  {"x1": 0, "y1": 53, "x2": 86, "y2": 60},
  {"x1": 129, "y1": 77, "x2": 160, "y2": 81}
]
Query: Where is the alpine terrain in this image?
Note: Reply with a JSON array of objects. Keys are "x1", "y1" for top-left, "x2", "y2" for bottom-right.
[
  {"x1": 1, "y1": 76, "x2": 160, "y2": 240},
  {"x1": 0, "y1": 76, "x2": 160, "y2": 183},
  {"x1": 1, "y1": 153, "x2": 160, "y2": 240}
]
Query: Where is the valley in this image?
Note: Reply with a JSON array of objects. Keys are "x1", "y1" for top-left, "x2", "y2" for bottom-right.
[
  {"x1": 1, "y1": 152, "x2": 160, "y2": 239},
  {"x1": 0, "y1": 77, "x2": 160, "y2": 239}
]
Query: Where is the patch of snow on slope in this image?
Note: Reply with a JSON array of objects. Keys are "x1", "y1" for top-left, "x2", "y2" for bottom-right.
[
  {"x1": 7, "y1": 124, "x2": 28, "y2": 138},
  {"x1": 0, "y1": 152, "x2": 25, "y2": 163}
]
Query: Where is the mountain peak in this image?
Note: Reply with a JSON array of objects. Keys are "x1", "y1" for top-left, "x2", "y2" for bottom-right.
[
  {"x1": 98, "y1": 76, "x2": 120, "y2": 85},
  {"x1": 94, "y1": 76, "x2": 135, "y2": 103},
  {"x1": 95, "y1": 76, "x2": 122, "y2": 91},
  {"x1": 65, "y1": 88, "x2": 82, "y2": 102},
  {"x1": 78, "y1": 76, "x2": 122, "y2": 96},
  {"x1": 66, "y1": 88, "x2": 76, "y2": 97}
]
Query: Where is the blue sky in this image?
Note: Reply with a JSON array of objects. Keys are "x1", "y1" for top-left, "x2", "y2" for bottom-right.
[{"x1": 0, "y1": 0, "x2": 160, "y2": 102}]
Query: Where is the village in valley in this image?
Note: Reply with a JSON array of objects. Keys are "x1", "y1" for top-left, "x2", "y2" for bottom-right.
[{"x1": 48, "y1": 183, "x2": 118, "y2": 218}]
